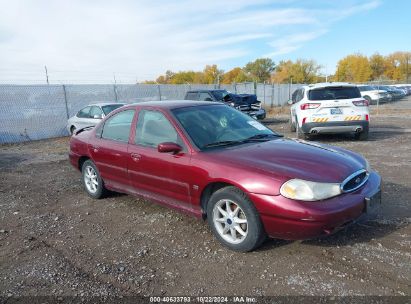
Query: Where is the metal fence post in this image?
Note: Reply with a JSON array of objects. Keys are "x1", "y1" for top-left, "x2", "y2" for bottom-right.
[
  {"x1": 158, "y1": 84, "x2": 162, "y2": 101},
  {"x1": 270, "y1": 83, "x2": 274, "y2": 108},
  {"x1": 62, "y1": 85, "x2": 69, "y2": 119},
  {"x1": 263, "y1": 82, "x2": 266, "y2": 107},
  {"x1": 234, "y1": 83, "x2": 237, "y2": 94},
  {"x1": 113, "y1": 84, "x2": 118, "y2": 102}
]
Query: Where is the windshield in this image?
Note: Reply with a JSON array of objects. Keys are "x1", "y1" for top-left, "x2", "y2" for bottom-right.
[
  {"x1": 211, "y1": 90, "x2": 230, "y2": 101},
  {"x1": 172, "y1": 105, "x2": 277, "y2": 150},
  {"x1": 308, "y1": 86, "x2": 361, "y2": 100},
  {"x1": 102, "y1": 104, "x2": 125, "y2": 115}
]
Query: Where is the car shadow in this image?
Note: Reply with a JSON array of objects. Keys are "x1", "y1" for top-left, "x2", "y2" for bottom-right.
[{"x1": 307, "y1": 128, "x2": 406, "y2": 142}]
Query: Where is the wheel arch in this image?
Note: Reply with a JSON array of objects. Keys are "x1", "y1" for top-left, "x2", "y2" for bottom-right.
[
  {"x1": 78, "y1": 156, "x2": 90, "y2": 171},
  {"x1": 200, "y1": 180, "x2": 249, "y2": 219}
]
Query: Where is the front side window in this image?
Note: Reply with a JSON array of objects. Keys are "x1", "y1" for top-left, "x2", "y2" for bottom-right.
[
  {"x1": 198, "y1": 92, "x2": 213, "y2": 101},
  {"x1": 211, "y1": 90, "x2": 229, "y2": 101},
  {"x1": 135, "y1": 110, "x2": 183, "y2": 148},
  {"x1": 90, "y1": 106, "x2": 103, "y2": 119},
  {"x1": 185, "y1": 92, "x2": 198, "y2": 100},
  {"x1": 101, "y1": 110, "x2": 135, "y2": 142},
  {"x1": 77, "y1": 106, "x2": 91, "y2": 118},
  {"x1": 102, "y1": 104, "x2": 125, "y2": 115}
]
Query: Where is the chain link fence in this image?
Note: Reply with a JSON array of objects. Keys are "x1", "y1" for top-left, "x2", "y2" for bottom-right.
[{"x1": 0, "y1": 82, "x2": 303, "y2": 143}]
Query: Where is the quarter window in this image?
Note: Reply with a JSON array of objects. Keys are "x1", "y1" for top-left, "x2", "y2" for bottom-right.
[
  {"x1": 135, "y1": 110, "x2": 183, "y2": 148},
  {"x1": 101, "y1": 110, "x2": 135, "y2": 142}
]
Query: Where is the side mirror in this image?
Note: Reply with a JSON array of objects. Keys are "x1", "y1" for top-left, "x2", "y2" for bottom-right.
[
  {"x1": 93, "y1": 114, "x2": 102, "y2": 119},
  {"x1": 287, "y1": 100, "x2": 293, "y2": 105},
  {"x1": 157, "y1": 142, "x2": 182, "y2": 154}
]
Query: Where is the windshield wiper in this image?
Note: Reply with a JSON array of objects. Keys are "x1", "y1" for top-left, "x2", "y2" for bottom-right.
[
  {"x1": 202, "y1": 140, "x2": 242, "y2": 148},
  {"x1": 244, "y1": 133, "x2": 283, "y2": 141}
]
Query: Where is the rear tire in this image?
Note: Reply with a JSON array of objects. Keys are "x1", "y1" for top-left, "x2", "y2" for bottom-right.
[
  {"x1": 364, "y1": 96, "x2": 372, "y2": 105},
  {"x1": 290, "y1": 116, "x2": 296, "y2": 132},
  {"x1": 296, "y1": 117, "x2": 310, "y2": 140},
  {"x1": 206, "y1": 186, "x2": 266, "y2": 252},
  {"x1": 355, "y1": 125, "x2": 369, "y2": 141},
  {"x1": 81, "y1": 160, "x2": 107, "y2": 199}
]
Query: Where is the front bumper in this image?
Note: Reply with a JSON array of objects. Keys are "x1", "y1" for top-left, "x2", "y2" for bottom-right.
[
  {"x1": 301, "y1": 121, "x2": 369, "y2": 135},
  {"x1": 249, "y1": 171, "x2": 381, "y2": 240},
  {"x1": 244, "y1": 108, "x2": 266, "y2": 120}
]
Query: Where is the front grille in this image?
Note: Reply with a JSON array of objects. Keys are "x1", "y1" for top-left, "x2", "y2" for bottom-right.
[
  {"x1": 341, "y1": 169, "x2": 369, "y2": 193},
  {"x1": 250, "y1": 103, "x2": 261, "y2": 110},
  {"x1": 237, "y1": 104, "x2": 250, "y2": 111}
]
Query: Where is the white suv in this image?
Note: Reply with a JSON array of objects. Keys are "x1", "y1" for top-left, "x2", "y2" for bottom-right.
[{"x1": 289, "y1": 83, "x2": 370, "y2": 140}]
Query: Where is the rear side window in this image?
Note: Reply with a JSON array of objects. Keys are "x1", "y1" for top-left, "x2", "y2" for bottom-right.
[
  {"x1": 185, "y1": 92, "x2": 198, "y2": 100},
  {"x1": 101, "y1": 110, "x2": 135, "y2": 142},
  {"x1": 308, "y1": 87, "x2": 361, "y2": 100}
]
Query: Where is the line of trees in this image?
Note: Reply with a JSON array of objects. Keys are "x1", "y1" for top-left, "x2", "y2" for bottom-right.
[{"x1": 145, "y1": 51, "x2": 410, "y2": 85}]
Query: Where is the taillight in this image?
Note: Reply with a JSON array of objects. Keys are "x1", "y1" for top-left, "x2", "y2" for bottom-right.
[
  {"x1": 365, "y1": 114, "x2": 369, "y2": 121},
  {"x1": 352, "y1": 99, "x2": 369, "y2": 106},
  {"x1": 300, "y1": 103, "x2": 320, "y2": 110},
  {"x1": 302, "y1": 117, "x2": 307, "y2": 124}
]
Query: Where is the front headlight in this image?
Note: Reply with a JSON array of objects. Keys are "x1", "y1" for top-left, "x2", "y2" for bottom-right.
[{"x1": 280, "y1": 179, "x2": 341, "y2": 201}]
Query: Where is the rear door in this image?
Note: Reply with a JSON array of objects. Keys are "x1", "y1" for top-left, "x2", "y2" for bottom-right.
[
  {"x1": 89, "y1": 109, "x2": 136, "y2": 189},
  {"x1": 307, "y1": 86, "x2": 363, "y2": 122}
]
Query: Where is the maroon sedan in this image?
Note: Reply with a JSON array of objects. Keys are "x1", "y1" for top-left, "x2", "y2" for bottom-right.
[{"x1": 69, "y1": 101, "x2": 381, "y2": 252}]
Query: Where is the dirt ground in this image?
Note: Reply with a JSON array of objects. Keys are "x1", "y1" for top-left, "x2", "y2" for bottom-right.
[{"x1": 0, "y1": 98, "x2": 410, "y2": 298}]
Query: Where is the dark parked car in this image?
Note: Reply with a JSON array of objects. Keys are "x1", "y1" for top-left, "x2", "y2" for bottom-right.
[
  {"x1": 184, "y1": 89, "x2": 266, "y2": 120},
  {"x1": 69, "y1": 101, "x2": 381, "y2": 252},
  {"x1": 375, "y1": 86, "x2": 405, "y2": 100}
]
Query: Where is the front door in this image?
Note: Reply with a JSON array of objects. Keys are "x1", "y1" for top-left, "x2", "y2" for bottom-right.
[{"x1": 127, "y1": 109, "x2": 192, "y2": 207}]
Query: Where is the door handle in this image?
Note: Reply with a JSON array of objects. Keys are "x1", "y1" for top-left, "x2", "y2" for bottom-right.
[{"x1": 131, "y1": 153, "x2": 141, "y2": 161}]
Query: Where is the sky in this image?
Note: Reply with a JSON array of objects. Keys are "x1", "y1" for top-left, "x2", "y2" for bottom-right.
[{"x1": 0, "y1": 0, "x2": 410, "y2": 84}]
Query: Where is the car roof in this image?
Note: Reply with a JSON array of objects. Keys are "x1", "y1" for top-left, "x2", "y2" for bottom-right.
[
  {"x1": 187, "y1": 89, "x2": 226, "y2": 93},
  {"x1": 85, "y1": 102, "x2": 125, "y2": 107},
  {"x1": 126, "y1": 100, "x2": 221, "y2": 110},
  {"x1": 303, "y1": 82, "x2": 357, "y2": 90}
]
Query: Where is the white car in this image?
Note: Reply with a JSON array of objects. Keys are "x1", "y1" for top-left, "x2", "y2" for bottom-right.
[
  {"x1": 289, "y1": 83, "x2": 370, "y2": 140},
  {"x1": 67, "y1": 103, "x2": 125, "y2": 135},
  {"x1": 357, "y1": 85, "x2": 391, "y2": 104}
]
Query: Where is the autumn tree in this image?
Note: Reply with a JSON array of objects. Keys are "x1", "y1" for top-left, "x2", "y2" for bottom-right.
[
  {"x1": 244, "y1": 58, "x2": 275, "y2": 82},
  {"x1": 169, "y1": 71, "x2": 196, "y2": 84},
  {"x1": 335, "y1": 54, "x2": 372, "y2": 82},
  {"x1": 221, "y1": 67, "x2": 252, "y2": 84},
  {"x1": 272, "y1": 59, "x2": 321, "y2": 83},
  {"x1": 384, "y1": 51, "x2": 411, "y2": 81},
  {"x1": 202, "y1": 64, "x2": 224, "y2": 84},
  {"x1": 369, "y1": 53, "x2": 386, "y2": 80}
]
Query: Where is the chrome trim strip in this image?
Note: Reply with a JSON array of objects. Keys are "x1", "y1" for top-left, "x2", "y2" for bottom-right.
[{"x1": 340, "y1": 169, "x2": 369, "y2": 193}]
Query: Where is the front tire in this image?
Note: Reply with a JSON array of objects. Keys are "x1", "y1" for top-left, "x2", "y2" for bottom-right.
[
  {"x1": 206, "y1": 186, "x2": 266, "y2": 252},
  {"x1": 70, "y1": 126, "x2": 76, "y2": 135},
  {"x1": 82, "y1": 160, "x2": 107, "y2": 199}
]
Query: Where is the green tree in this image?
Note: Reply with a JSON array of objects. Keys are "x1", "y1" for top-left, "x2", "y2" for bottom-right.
[
  {"x1": 169, "y1": 71, "x2": 196, "y2": 84},
  {"x1": 244, "y1": 58, "x2": 275, "y2": 82},
  {"x1": 335, "y1": 54, "x2": 372, "y2": 82}
]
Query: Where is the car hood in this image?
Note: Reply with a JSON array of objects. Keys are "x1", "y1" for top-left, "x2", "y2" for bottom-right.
[{"x1": 208, "y1": 138, "x2": 366, "y2": 183}]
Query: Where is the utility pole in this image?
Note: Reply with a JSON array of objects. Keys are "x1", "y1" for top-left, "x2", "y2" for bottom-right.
[{"x1": 44, "y1": 65, "x2": 49, "y2": 85}]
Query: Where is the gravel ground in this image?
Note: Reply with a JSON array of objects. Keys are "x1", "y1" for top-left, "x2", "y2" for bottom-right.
[{"x1": 0, "y1": 97, "x2": 410, "y2": 298}]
